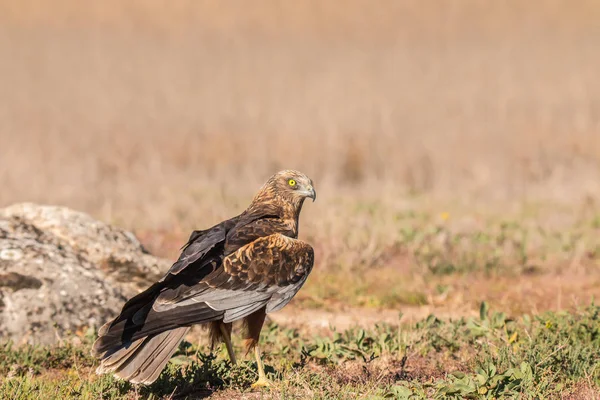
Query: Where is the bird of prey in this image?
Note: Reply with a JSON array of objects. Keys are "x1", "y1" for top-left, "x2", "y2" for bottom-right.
[{"x1": 91, "y1": 170, "x2": 316, "y2": 388}]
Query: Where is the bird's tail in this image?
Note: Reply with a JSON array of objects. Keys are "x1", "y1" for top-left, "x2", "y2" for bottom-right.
[
  {"x1": 93, "y1": 325, "x2": 190, "y2": 384},
  {"x1": 90, "y1": 282, "x2": 190, "y2": 384}
]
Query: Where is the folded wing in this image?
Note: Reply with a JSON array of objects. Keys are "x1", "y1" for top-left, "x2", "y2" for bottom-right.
[{"x1": 153, "y1": 233, "x2": 314, "y2": 323}]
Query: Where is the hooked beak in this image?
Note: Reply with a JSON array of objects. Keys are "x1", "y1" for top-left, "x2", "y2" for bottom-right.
[{"x1": 306, "y1": 185, "x2": 316, "y2": 202}]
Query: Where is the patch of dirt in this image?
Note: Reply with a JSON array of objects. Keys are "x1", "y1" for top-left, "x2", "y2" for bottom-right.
[
  {"x1": 314, "y1": 357, "x2": 404, "y2": 387},
  {"x1": 266, "y1": 304, "x2": 474, "y2": 334},
  {"x1": 400, "y1": 349, "x2": 474, "y2": 381},
  {"x1": 186, "y1": 389, "x2": 287, "y2": 400},
  {"x1": 561, "y1": 382, "x2": 600, "y2": 400}
]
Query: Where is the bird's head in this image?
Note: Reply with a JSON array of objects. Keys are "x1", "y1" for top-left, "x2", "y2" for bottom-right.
[
  {"x1": 272, "y1": 169, "x2": 316, "y2": 203},
  {"x1": 244, "y1": 170, "x2": 316, "y2": 228},
  {"x1": 255, "y1": 170, "x2": 316, "y2": 209}
]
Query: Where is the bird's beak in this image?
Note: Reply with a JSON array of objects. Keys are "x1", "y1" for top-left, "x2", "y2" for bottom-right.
[{"x1": 306, "y1": 185, "x2": 316, "y2": 202}]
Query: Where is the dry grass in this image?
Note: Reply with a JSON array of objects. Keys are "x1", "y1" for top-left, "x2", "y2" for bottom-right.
[{"x1": 2, "y1": 0, "x2": 600, "y2": 319}]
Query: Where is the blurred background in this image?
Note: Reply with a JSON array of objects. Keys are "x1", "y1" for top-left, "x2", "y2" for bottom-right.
[{"x1": 2, "y1": 0, "x2": 600, "y2": 315}]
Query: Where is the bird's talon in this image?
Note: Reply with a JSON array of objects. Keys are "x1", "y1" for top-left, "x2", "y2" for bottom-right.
[{"x1": 251, "y1": 378, "x2": 272, "y2": 389}]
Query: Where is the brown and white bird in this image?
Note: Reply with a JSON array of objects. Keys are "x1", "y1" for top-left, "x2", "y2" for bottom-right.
[{"x1": 91, "y1": 170, "x2": 316, "y2": 388}]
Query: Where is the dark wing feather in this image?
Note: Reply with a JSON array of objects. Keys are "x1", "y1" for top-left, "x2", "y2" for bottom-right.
[
  {"x1": 168, "y1": 205, "x2": 284, "y2": 276},
  {"x1": 153, "y1": 233, "x2": 314, "y2": 323},
  {"x1": 167, "y1": 216, "x2": 240, "y2": 276},
  {"x1": 181, "y1": 229, "x2": 207, "y2": 250},
  {"x1": 224, "y1": 211, "x2": 288, "y2": 255},
  {"x1": 154, "y1": 214, "x2": 296, "y2": 307},
  {"x1": 265, "y1": 267, "x2": 311, "y2": 313}
]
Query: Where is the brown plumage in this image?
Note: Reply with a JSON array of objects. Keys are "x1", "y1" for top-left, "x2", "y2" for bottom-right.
[{"x1": 91, "y1": 170, "x2": 316, "y2": 386}]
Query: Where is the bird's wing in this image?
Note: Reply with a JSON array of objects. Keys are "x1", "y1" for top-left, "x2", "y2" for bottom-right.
[
  {"x1": 153, "y1": 233, "x2": 314, "y2": 323},
  {"x1": 165, "y1": 216, "x2": 239, "y2": 277},
  {"x1": 93, "y1": 213, "x2": 310, "y2": 358},
  {"x1": 93, "y1": 216, "x2": 240, "y2": 350},
  {"x1": 165, "y1": 205, "x2": 283, "y2": 277}
]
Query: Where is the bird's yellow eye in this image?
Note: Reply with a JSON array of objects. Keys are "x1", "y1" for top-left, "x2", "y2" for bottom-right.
[{"x1": 288, "y1": 179, "x2": 296, "y2": 186}]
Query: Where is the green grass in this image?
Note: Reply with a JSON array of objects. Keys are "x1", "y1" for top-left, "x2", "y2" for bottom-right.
[{"x1": 2, "y1": 302, "x2": 599, "y2": 399}]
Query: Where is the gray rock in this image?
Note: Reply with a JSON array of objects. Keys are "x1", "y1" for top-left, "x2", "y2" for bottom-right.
[{"x1": 0, "y1": 203, "x2": 170, "y2": 345}]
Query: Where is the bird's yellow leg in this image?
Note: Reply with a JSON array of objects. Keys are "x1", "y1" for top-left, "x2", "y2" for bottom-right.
[
  {"x1": 251, "y1": 344, "x2": 272, "y2": 388},
  {"x1": 219, "y1": 323, "x2": 237, "y2": 366}
]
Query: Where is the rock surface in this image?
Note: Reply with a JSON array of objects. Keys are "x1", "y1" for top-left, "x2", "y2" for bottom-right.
[{"x1": 0, "y1": 203, "x2": 170, "y2": 345}]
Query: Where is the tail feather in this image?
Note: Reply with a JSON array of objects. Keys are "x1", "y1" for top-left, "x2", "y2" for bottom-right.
[
  {"x1": 92, "y1": 282, "x2": 225, "y2": 384},
  {"x1": 93, "y1": 305, "x2": 222, "y2": 355},
  {"x1": 95, "y1": 337, "x2": 145, "y2": 370},
  {"x1": 95, "y1": 327, "x2": 190, "y2": 384}
]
